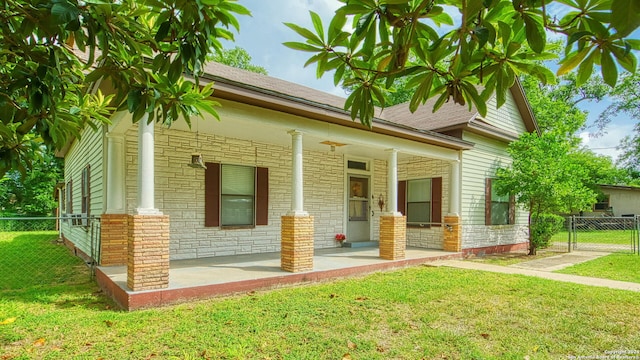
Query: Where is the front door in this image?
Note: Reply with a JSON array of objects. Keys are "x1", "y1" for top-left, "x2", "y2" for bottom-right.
[{"x1": 347, "y1": 175, "x2": 370, "y2": 242}]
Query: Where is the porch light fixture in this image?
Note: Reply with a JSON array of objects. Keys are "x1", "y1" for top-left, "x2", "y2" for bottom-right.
[
  {"x1": 188, "y1": 123, "x2": 207, "y2": 170},
  {"x1": 320, "y1": 140, "x2": 347, "y2": 152},
  {"x1": 189, "y1": 153, "x2": 207, "y2": 169},
  {"x1": 378, "y1": 194, "x2": 385, "y2": 211}
]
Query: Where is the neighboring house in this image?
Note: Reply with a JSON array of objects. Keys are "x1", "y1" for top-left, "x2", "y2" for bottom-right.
[
  {"x1": 585, "y1": 184, "x2": 640, "y2": 216},
  {"x1": 56, "y1": 62, "x2": 537, "y2": 293}
]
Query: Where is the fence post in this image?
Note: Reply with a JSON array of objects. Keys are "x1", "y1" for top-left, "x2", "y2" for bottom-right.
[
  {"x1": 636, "y1": 215, "x2": 639, "y2": 255},
  {"x1": 567, "y1": 216, "x2": 572, "y2": 253}
]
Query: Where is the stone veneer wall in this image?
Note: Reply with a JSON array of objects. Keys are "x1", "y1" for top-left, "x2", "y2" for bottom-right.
[
  {"x1": 124, "y1": 126, "x2": 345, "y2": 260},
  {"x1": 127, "y1": 215, "x2": 170, "y2": 291},
  {"x1": 398, "y1": 157, "x2": 450, "y2": 249},
  {"x1": 461, "y1": 224, "x2": 529, "y2": 250},
  {"x1": 281, "y1": 215, "x2": 314, "y2": 272},
  {"x1": 100, "y1": 214, "x2": 129, "y2": 266}
]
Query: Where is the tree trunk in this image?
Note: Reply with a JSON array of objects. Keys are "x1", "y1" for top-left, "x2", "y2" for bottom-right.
[{"x1": 528, "y1": 204, "x2": 536, "y2": 255}]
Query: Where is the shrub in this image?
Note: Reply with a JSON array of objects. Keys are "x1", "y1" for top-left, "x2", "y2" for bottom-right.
[{"x1": 531, "y1": 213, "x2": 565, "y2": 249}]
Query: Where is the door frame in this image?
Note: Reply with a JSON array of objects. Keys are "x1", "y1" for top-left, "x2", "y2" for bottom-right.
[{"x1": 344, "y1": 157, "x2": 374, "y2": 241}]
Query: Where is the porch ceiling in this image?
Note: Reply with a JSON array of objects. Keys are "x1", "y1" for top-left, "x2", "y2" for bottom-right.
[{"x1": 163, "y1": 99, "x2": 462, "y2": 162}]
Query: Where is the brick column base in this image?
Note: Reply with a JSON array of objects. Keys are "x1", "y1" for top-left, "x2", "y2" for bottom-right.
[
  {"x1": 281, "y1": 215, "x2": 314, "y2": 272},
  {"x1": 127, "y1": 215, "x2": 170, "y2": 291},
  {"x1": 443, "y1": 215, "x2": 462, "y2": 252},
  {"x1": 100, "y1": 214, "x2": 129, "y2": 266},
  {"x1": 379, "y1": 215, "x2": 406, "y2": 260}
]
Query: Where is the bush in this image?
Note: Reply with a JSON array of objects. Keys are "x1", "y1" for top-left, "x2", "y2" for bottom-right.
[{"x1": 531, "y1": 213, "x2": 565, "y2": 249}]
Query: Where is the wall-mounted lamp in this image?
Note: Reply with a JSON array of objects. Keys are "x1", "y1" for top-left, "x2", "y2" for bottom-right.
[
  {"x1": 445, "y1": 224, "x2": 454, "y2": 232},
  {"x1": 377, "y1": 194, "x2": 385, "y2": 211}
]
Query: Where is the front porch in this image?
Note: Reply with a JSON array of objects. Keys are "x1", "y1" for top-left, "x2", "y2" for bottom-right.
[{"x1": 97, "y1": 246, "x2": 462, "y2": 310}]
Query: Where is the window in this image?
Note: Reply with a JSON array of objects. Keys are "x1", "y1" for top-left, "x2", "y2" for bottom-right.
[
  {"x1": 81, "y1": 165, "x2": 90, "y2": 217},
  {"x1": 398, "y1": 177, "x2": 442, "y2": 227},
  {"x1": 593, "y1": 195, "x2": 610, "y2": 211},
  {"x1": 221, "y1": 164, "x2": 255, "y2": 226},
  {"x1": 205, "y1": 163, "x2": 269, "y2": 228},
  {"x1": 407, "y1": 179, "x2": 431, "y2": 225},
  {"x1": 347, "y1": 160, "x2": 368, "y2": 171},
  {"x1": 485, "y1": 178, "x2": 515, "y2": 225},
  {"x1": 66, "y1": 180, "x2": 73, "y2": 214}
]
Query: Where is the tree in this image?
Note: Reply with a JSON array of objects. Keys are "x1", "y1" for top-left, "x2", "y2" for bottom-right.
[
  {"x1": 285, "y1": 1, "x2": 639, "y2": 127},
  {"x1": 0, "y1": 0, "x2": 250, "y2": 178},
  {"x1": 0, "y1": 148, "x2": 63, "y2": 216},
  {"x1": 496, "y1": 71, "x2": 627, "y2": 255},
  {"x1": 594, "y1": 70, "x2": 640, "y2": 176},
  {"x1": 210, "y1": 46, "x2": 268, "y2": 75}
]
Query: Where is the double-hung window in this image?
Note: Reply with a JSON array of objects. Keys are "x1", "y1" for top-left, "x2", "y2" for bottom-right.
[
  {"x1": 398, "y1": 177, "x2": 442, "y2": 227},
  {"x1": 221, "y1": 164, "x2": 255, "y2": 226},
  {"x1": 204, "y1": 163, "x2": 269, "y2": 228},
  {"x1": 406, "y1": 179, "x2": 432, "y2": 225},
  {"x1": 485, "y1": 178, "x2": 515, "y2": 225}
]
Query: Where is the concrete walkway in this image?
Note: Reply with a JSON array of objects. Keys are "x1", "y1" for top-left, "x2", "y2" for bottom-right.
[{"x1": 431, "y1": 251, "x2": 640, "y2": 292}]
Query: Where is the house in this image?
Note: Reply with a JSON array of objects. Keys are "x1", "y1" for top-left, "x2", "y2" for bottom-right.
[
  {"x1": 57, "y1": 62, "x2": 537, "y2": 300},
  {"x1": 588, "y1": 184, "x2": 640, "y2": 216}
]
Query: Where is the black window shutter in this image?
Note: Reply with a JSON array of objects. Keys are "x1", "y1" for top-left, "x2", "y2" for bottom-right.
[
  {"x1": 256, "y1": 167, "x2": 269, "y2": 226},
  {"x1": 431, "y1": 177, "x2": 442, "y2": 226},
  {"x1": 397, "y1": 180, "x2": 407, "y2": 215},
  {"x1": 204, "y1": 162, "x2": 220, "y2": 227}
]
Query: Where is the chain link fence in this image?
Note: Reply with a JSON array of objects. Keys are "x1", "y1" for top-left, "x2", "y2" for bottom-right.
[
  {"x1": 0, "y1": 217, "x2": 98, "y2": 291},
  {"x1": 547, "y1": 215, "x2": 639, "y2": 254}
]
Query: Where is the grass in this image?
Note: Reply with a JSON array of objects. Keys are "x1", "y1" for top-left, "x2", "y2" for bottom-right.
[
  {"x1": 556, "y1": 253, "x2": 640, "y2": 284},
  {"x1": 0, "y1": 231, "x2": 89, "y2": 290},
  {"x1": 467, "y1": 250, "x2": 558, "y2": 266},
  {"x1": 550, "y1": 230, "x2": 638, "y2": 246},
  {"x1": 2, "y1": 232, "x2": 640, "y2": 359}
]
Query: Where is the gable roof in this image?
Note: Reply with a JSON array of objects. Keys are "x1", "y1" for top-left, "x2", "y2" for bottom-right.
[
  {"x1": 202, "y1": 62, "x2": 538, "y2": 145},
  {"x1": 380, "y1": 80, "x2": 539, "y2": 140},
  {"x1": 199, "y1": 62, "x2": 474, "y2": 150}
]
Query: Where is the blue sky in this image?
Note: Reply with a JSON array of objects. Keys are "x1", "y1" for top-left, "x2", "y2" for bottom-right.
[{"x1": 223, "y1": 0, "x2": 636, "y2": 161}]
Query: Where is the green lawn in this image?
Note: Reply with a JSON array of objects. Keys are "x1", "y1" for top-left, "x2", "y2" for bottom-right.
[
  {"x1": 2, "y1": 233, "x2": 640, "y2": 359},
  {"x1": 556, "y1": 253, "x2": 640, "y2": 283},
  {"x1": 551, "y1": 230, "x2": 638, "y2": 245},
  {"x1": 0, "y1": 231, "x2": 89, "y2": 290}
]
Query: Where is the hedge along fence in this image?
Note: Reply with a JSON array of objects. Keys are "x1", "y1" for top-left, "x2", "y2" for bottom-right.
[{"x1": 0, "y1": 216, "x2": 57, "y2": 232}]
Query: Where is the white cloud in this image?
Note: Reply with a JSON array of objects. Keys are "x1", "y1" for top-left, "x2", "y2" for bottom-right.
[{"x1": 579, "y1": 123, "x2": 635, "y2": 161}]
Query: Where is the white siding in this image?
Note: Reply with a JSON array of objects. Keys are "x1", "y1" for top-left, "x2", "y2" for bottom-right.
[
  {"x1": 61, "y1": 123, "x2": 105, "y2": 256},
  {"x1": 483, "y1": 90, "x2": 528, "y2": 135},
  {"x1": 460, "y1": 132, "x2": 529, "y2": 249}
]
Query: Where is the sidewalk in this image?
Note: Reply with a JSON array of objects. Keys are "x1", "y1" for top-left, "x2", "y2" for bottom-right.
[{"x1": 430, "y1": 251, "x2": 640, "y2": 292}]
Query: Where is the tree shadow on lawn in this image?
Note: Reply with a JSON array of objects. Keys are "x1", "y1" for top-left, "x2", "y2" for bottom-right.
[{"x1": 0, "y1": 232, "x2": 117, "y2": 311}]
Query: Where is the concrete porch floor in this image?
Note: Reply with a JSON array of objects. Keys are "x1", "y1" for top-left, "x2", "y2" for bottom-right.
[{"x1": 97, "y1": 247, "x2": 462, "y2": 310}]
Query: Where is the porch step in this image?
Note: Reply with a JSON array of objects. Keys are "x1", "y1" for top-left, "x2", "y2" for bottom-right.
[{"x1": 342, "y1": 241, "x2": 379, "y2": 248}]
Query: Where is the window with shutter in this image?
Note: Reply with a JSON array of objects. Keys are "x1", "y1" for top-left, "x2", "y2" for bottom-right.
[
  {"x1": 400, "y1": 177, "x2": 442, "y2": 227},
  {"x1": 205, "y1": 163, "x2": 269, "y2": 228}
]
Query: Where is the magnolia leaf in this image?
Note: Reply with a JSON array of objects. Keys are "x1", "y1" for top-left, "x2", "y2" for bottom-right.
[
  {"x1": 0, "y1": 317, "x2": 16, "y2": 325},
  {"x1": 282, "y1": 42, "x2": 323, "y2": 52},
  {"x1": 33, "y1": 338, "x2": 46, "y2": 347},
  {"x1": 309, "y1": 11, "x2": 325, "y2": 42},
  {"x1": 611, "y1": 0, "x2": 640, "y2": 37},
  {"x1": 557, "y1": 47, "x2": 590, "y2": 76},
  {"x1": 523, "y1": 13, "x2": 545, "y2": 53},
  {"x1": 600, "y1": 50, "x2": 618, "y2": 87}
]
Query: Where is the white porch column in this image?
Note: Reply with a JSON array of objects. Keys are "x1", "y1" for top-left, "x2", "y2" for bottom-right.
[
  {"x1": 386, "y1": 148, "x2": 401, "y2": 215},
  {"x1": 449, "y1": 157, "x2": 461, "y2": 216},
  {"x1": 136, "y1": 115, "x2": 161, "y2": 215},
  {"x1": 288, "y1": 130, "x2": 307, "y2": 216},
  {"x1": 105, "y1": 133, "x2": 126, "y2": 214}
]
